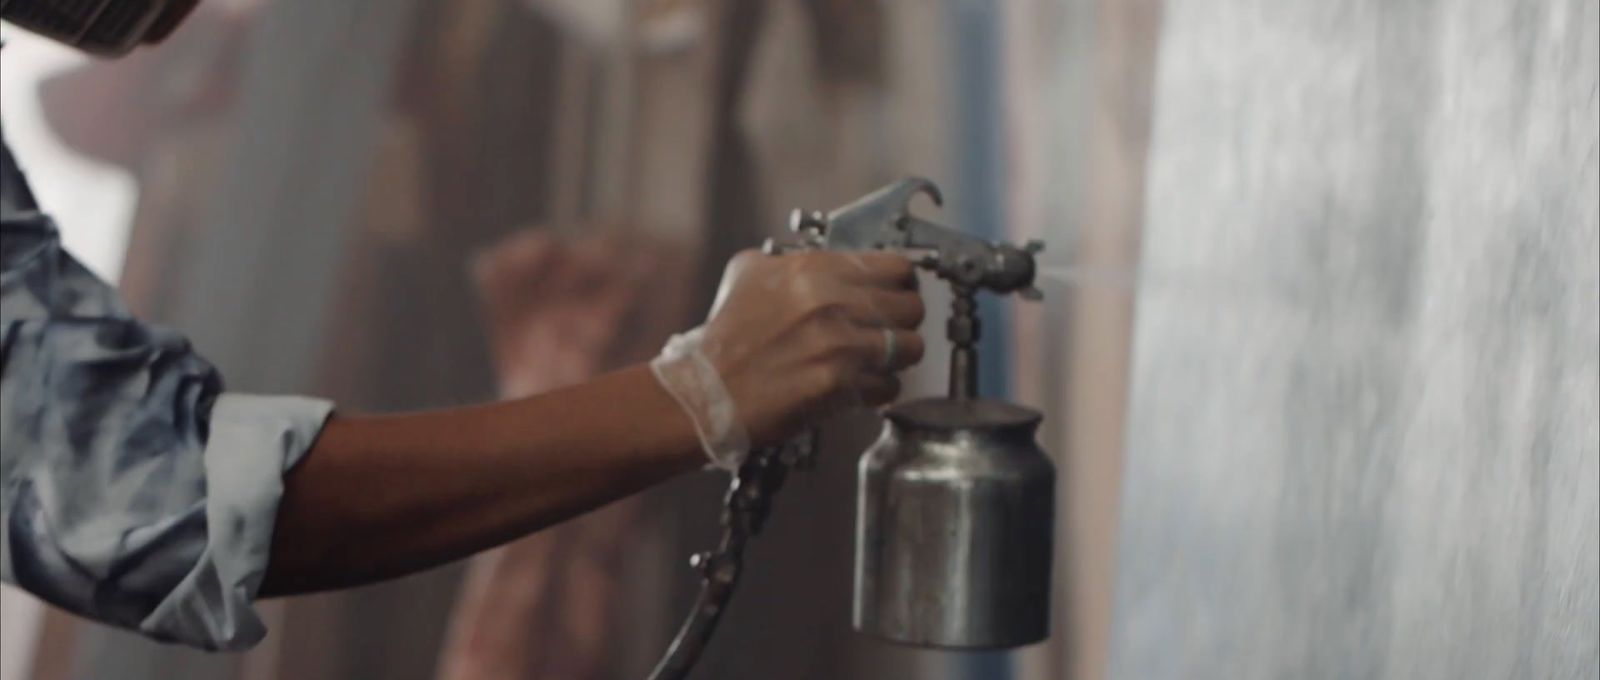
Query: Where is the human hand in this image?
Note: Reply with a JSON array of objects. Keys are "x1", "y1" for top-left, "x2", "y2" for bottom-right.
[{"x1": 651, "y1": 249, "x2": 925, "y2": 470}]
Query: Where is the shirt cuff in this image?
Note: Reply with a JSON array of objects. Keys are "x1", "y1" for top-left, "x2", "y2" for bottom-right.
[{"x1": 138, "y1": 393, "x2": 333, "y2": 651}]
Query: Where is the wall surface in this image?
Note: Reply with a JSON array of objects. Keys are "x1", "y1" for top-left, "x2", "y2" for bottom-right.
[{"x1": 1109, "y1": 1, "x2": 1598, "y2": 679}]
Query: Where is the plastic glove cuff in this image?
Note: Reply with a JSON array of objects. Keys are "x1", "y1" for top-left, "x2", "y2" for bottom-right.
[{"x1": 649, "y1": 327, "x2": 749, "y2": 472}]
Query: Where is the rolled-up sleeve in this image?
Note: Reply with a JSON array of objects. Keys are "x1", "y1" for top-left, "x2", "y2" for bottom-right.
[{"x1": 0, "y1": 208, "x2": 332, "y2": 650}]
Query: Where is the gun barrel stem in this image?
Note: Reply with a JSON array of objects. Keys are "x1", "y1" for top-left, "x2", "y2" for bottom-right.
[{"x1": 947, "y1": 287, "x2": 979, "y2": 400}]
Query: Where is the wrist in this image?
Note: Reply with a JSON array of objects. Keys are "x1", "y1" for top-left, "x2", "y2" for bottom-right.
[
  {"x1": 620, "y1": 364, "x2": 710, "y2": 474},
  {"x1": 648, "y1": 328, "x2": 751, "y2": 472}
]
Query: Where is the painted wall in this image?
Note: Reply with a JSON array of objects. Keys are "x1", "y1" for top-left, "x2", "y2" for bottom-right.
[{"x1": 1109, "y1": 1, "x2": 1598, "y2": 679}]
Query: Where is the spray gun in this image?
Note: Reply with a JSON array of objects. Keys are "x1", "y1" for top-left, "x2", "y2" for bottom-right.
[
  {"x1": 647, "y1": 178, "x2": 1054, "y2": 679},
  {"x1": 778, "y1": 176, "x2": 1044, "y2": 399}
]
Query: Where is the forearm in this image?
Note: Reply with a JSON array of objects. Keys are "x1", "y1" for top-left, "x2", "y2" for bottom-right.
[{"x1": 259, "y1": 364, "x2": 701, "y2": 596}]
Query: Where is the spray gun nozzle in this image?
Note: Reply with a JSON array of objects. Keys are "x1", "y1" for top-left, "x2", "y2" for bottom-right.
[{"x1": 787, "y1": 177, "x2": 1047, "y2": 302}]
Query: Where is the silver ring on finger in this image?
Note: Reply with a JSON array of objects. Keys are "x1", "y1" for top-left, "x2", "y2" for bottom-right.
[{"x1": 880, "y1": 327, "x2": 897, "y2": 372}]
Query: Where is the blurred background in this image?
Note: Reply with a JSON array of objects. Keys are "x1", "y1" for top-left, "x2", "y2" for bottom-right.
[{"x1": 0, "y1": 1, "x2": 1595, "y2": 679}]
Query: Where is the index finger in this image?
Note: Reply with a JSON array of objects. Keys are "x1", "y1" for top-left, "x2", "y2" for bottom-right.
[{"x1": 832, "y1": 250, "x2": 918, "y2": 289}]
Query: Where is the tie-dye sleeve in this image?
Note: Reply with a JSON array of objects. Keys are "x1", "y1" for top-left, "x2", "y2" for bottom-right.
[{"x1": 0, "y1": 206, "x2": 332, "y2": 650}]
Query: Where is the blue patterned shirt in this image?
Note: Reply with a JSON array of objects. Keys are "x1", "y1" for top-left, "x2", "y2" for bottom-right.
[{"x1": 0, "y1": 124, "x2": 332, "y2": 651}]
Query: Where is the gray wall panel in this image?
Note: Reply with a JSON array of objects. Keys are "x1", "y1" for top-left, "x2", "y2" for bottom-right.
[{"x1": 1109, "y1": 1, "x2": 1598, "y2": 678}]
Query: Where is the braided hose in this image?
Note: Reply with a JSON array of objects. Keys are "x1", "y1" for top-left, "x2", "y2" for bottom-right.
[{"x1": 645, "y1": 433, "x2": 814, "y2": 680}]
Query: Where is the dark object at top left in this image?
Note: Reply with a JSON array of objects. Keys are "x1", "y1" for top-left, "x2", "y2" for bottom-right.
[{"x1": 3, "y1": 0, "x2": 199, "y2": 56}]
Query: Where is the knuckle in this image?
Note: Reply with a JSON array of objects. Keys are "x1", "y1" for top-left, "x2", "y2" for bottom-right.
[
  {"x1": 832, "y1": 328, "x2": 870, "y2": 358},
  {"x1": 821, "y1": 361, "x2": 853, "y2": 391},
  {"x1": 805, "y1": 365, "x2": 837, "y2": 399},
  {"x1": 799, "y1": 292, "x2": 847, "y2": 321},
  {"x1": 809, "y1": 288, "x2": 842, "y2": 314},
  {"x1": 727, "y1": 248, "x2": 764, "y2": 273},
  {"x1": 810, "y1": 320, "x2": 861, "y2": 357},
  {"x1": 788, "y1": 277, "x2": 827, "y2": 311},
  {"x1": 793, "y1": 250, "x2": 831, "y2": 275},
  {"x1": 797, "y1": 318, "x2": 836, "y2": 351},
  {"x1": 864, "y1": 251, "x2": 913, "y2": 277}
]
